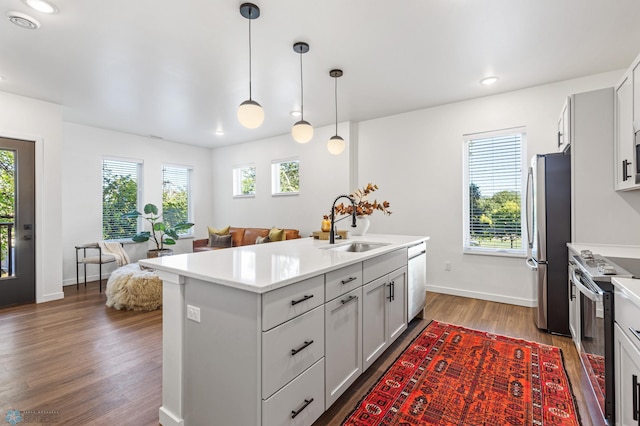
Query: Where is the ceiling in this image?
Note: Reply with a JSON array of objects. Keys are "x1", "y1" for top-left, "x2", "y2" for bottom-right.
[{"x1": 2, "y1": 0, "x2": 640, "y2": 148}]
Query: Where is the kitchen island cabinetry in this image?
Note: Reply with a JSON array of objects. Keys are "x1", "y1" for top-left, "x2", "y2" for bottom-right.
[
  {"x1": 362, "y1": 249, "x2": 407, "y2": 371},
  {"x1": 141, "y1": 234, "x2": 427, "y2": 426}
]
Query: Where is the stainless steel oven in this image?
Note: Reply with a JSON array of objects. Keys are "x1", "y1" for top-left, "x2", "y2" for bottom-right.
[{"x1": 572, "y1": 252, "x2": 634, "y2": 425}]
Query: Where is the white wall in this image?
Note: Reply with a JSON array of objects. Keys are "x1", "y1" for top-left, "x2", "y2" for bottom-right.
[
  {"x1": 357, "y1": 70, "x2": 625, "y2": 307},
  {"x1": 210, "y1": 122, "x2": 352, "y2": 238},
  {"x1": 61, "y1": 123, "x2": 214, "y2": 285},
  {"x1": 0, "y1": 91, "x2": 64, "y2": 302}
]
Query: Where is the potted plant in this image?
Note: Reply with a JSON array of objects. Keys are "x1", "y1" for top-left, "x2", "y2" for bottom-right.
[
  {"x1": 125, "y1": 203, "x2": 194, "y2": 258},
  {"x1": 332, "y1": 183, "x2": 391, "y2": 235}
]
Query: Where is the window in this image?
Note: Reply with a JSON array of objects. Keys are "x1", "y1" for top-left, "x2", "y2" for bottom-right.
[
  {"x1": 271, "y1": 159, "x2": 299, "y2": 195},
  {"x1": 463, "y1": 128, "x2": 527, "y2": 255},
  {"x1": 102, "y1": 158, "x2": 142, "y2": 240},
  {"x1": 163, "y1": 165, "x2": 192, "y2": 235},
  {"x1": 233, "y1": 164, "x2": 256, "y2": 197}
]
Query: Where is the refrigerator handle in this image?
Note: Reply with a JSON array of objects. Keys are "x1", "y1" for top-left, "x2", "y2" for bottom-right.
[
  {"x1": 525, "y1": 257, "x2": 538, "y2": 271},
  {"x1": 525, "y1": 167, "x2": 534, "y2": 249}
]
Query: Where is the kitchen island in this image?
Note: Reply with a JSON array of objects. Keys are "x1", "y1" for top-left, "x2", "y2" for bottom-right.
[{"x1": 140, "y1": 234, "x2": 428, "y2": 426}]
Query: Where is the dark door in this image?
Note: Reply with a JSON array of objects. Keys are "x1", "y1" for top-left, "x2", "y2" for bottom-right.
[{"x1": 0, "y1": 137, "x2": 35, "y2": 308}]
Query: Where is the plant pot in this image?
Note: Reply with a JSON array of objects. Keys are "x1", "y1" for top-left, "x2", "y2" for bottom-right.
[
  {"x1": 351, "y1": 216, "x2": 370, "y2": 236},
  {"x1": 147, "y1": 248, "x2": 173, "y2": 258}
]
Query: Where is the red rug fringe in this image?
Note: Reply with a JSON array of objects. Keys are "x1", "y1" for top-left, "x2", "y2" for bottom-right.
[{"x1": 343, "y1": 320, "x2": 581, "y2": 425}]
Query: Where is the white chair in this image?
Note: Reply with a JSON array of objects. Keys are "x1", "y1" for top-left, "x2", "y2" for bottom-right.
[{"x1": 75, "y1": 243, "x2": 116, "y2": 292}]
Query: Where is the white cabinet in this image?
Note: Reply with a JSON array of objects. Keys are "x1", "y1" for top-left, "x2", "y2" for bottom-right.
[
  {"x1": 362, "y1": 266, "x2": 407, "y2": 371},
  {"x1": 614, "y1": 286, "x2": 640, "y2": 425},
  {"x1": 614, "y1": 325, "x2": 640, "y2": 426},
  {"x1": 557, "y1": 97, "x2": 570, "y2": 152},
  {"x1": 615, "y1": 70, "x2": 636, "y2": 191},
  {"x1": 568, "y1": 259, "x2": 580, "y2": 348},
  {"x1": 325, "y1": 286, "x2": 362, "y2": 408}
]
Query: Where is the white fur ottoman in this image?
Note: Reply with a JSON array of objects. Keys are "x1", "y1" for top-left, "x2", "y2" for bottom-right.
[{"x1": 105, "y1": 263, "x2": 162, "y2": 311}]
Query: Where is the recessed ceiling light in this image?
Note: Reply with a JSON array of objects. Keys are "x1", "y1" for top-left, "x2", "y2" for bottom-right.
[
  {"x1": 7, "y1": 11, "x2": 40, "y2": 29},
  {"x1": 215, "y1": 130, "x2": 224, "y2": 136},
  {"x1": 290, "y1": 110, "x2": 301, "y2": 117},
  {"x1": 480, "y1": 76, "x2": 499, "y2": 86},
  {"x1": 23, "y1": 0, "x2": 58, "y2": 14}
]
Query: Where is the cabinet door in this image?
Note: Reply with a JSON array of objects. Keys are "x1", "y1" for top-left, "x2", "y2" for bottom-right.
[
  {"x1": 614, "y1": 324, "x2": 640, "y2": 425},
  {"x1": 615, "y1": 71, "x2": 635, "y2": 191},
  {"x1": 557, "y1": 98, "x2": 570, "y2": 152},
  {"x1": 325, "y1": 287, "x2": 362, "y2": 408},
  {"x1": 388, "y1": 267, "x2": 407, "y2": 344},
  {"x1": 362, "y1": 276, "x2": 389, "y2": 371},
  {"x1": 634, "y1": 61, "x2": 640, "y2": 130}
]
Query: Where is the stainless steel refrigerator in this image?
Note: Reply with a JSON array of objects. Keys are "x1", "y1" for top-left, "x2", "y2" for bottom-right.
[{"x1": 525, "y1": 152, "x2": 571, "y2": 335}]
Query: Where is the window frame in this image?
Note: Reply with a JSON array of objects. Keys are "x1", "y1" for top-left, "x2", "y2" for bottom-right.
[
  {"x1": 162, "y1": 164, "x2": 194, "y2": 237},
  {"x1": 462, "y1": 127, "x2": 527, "y2": 257},
  {"x1": 232, "y1": 163, "x2": 257, "y2": 198},
  {"x1": 102, "y1": 156, "x2": 144, "y2": 241},
  {"x1": 271, "y1": 157, "x2": 300, "y2": 196}
]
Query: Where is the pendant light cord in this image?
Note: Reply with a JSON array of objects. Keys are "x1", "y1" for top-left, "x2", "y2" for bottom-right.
[
  {"x1": 299, "y1": 52, "x2": 304, "y2": 120},
  {"x1": 248, "y1": 12, "x2": 253, "y2": 100},
  {"x1": 334, "y1": 75, "x2": 338, "y2": 135}
]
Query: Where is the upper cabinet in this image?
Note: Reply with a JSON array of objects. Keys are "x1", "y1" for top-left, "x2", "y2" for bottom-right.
[
  {"x1": 614, "y1": 53, "x2": 640, "y2": 191},
  {"x1": 557, "y1": 97, "x2": 570, "y2": 153}
]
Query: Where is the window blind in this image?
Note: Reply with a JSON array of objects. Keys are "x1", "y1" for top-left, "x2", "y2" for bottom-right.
[
  {"x1": 465, "y1": 131, "x2": 524, "y2": 253},
  {"x1": 102, "y1": 159, "x2": 140, "y2": 240},
  {"x1": 162, "y1": 166, "x2": 191, "y2": 232}
]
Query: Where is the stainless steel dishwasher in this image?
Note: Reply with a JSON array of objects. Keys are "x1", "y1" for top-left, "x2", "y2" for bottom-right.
[{"x1": 408, "y1": 241, "x2": 427, "y2": 320}]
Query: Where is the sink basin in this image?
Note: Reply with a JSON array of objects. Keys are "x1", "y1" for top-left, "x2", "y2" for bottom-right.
[{"x1": 324, "y1": 242, "x2": 390, "y2": 253}]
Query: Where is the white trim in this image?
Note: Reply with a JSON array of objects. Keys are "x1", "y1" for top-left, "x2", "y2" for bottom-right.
[
  {"x1": 271, "y1": 158, "x2": 300, "y2": 195},
  {"x1": 232, "y1": 164, "x2": 256, "y2": 197},
  {"x1": 39, "y1": 291, "x2": 64, "y2": 302},
  {"x1": 427, "y1": 284, "x2": 536, "y2": 307}
]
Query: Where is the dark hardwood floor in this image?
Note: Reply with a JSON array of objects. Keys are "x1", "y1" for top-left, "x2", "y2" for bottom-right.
[{"x1": 0, "y1": 287, "x2": 600, "y2": 425}]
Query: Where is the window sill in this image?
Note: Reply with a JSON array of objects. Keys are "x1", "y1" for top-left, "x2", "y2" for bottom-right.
[
  {"x1": 233, "y1": 194, "x2": 255, "y2": 199},
  {"x1": 272, "y1": 192, "x2": 299, "y2": 197},
  {"x1": 463, "y1": 248, "x2": 527, "y2": 259}
]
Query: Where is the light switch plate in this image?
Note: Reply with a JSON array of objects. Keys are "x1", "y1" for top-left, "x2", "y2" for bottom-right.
[{"x1": 187, "y1": 305, "x2": 201, "y2": 323}]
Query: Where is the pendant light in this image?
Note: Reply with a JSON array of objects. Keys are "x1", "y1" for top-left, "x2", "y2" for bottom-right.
[
  {"x1": 327, "y1": 69, "x2": 345, "y2": 155},
  {"x1": 291, "y1": 42, "x2": 313, "y2": 143},
  {"x1": 237, "y1": 3, "x2": 264, "y2": 129}
]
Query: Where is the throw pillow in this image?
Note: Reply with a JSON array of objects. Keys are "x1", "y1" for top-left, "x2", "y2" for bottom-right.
[
  {"x1": 208, "y1": 234, "x2": 232, "y2": 248},
  {"x1": 255, "y1": 235, "x2": 271, "y2": 244},
  {"x1": 208, "y1": 225, "x2": 230, "y2": 236},
  {"x1": 268, "y1": 227, "x2": 286, "y2": 242}
]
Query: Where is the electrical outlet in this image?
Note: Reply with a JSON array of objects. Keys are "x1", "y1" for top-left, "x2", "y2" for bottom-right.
[
  {"x1": 187, "y1": 305, "x2": 201, "y2": 323},
  {"x1": 445, "y1": 261, "x2": 452, "y2": 271}
]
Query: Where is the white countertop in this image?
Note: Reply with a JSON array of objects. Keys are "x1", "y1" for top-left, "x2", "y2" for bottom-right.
[
  {"x1": 568, "y1": 242, "x2": 640, "y2": 308},
  {"x1": 140, "y1": 234, "x2": 428, "y2": 294},
  {"x1": 567, "y1": 242, "x2": 640, "y2": 259}
]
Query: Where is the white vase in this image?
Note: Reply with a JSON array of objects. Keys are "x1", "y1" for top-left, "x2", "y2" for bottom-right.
[{"x1": 351, "y1": 216, "x2": 370, "y2": 236}]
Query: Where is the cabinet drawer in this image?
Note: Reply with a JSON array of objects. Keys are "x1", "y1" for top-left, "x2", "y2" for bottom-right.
[
  {"x1": 363, "y1": 248, "x2": 407, "y2": 283},
  {"x1": 262, "y1": 358, "x2": 325, "y2": 426},
  {"x1": 262, "y1": 306, "x2": 325, "y2": 398},
  {"x1": 325, "y1": 263, "x2": 362, "y2": 301},
  {"x1": 615, "y1": 287, "x2": 640, "y2": 346},
  {"x1": 263, "y1": 275, "x2": 324, "y2": 331}
]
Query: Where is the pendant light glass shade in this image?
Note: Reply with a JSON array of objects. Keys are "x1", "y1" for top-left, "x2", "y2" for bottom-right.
[
  {"x1": 292, "y1": 120, "x2": 313, "y2": 143},
  {"x1": 238, "y1": 3, "x2": 263, "y2": 129},
  {"x1": 292, "y1": 42, "x2": 313, "y2": 143},
  {"x1": 327, "y1": 135, "x2": 345, "y2": 155},
  {"x1": 238, "y1": 99, "x2": 264, "y2": 129},
  {"x1": 328, "y1": 69, "x2": 344, "y2": 155}
]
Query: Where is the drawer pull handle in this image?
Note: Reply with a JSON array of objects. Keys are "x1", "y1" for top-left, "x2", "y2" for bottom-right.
[
  {"x1": 341, "y1": 277, "x2": 357, "y2": 285},
  {"x1": 291, "y1": 398, "x2": 314, "y2": 419},
  {"x1": 291, "y1": 294, "x2": 314, "y2": 306},
  {"x1": 634, "y1": 374, "x2": 639, "y2": 421},
  {"x1": 291, "y1": 340, "x2": 314, "y2": 356},
  {"x1": 630, "y1": 327, "x2": 640, "y2": 343},
  {"x1": 341, "y1": 295, "x2": 357, "y2": 305}
]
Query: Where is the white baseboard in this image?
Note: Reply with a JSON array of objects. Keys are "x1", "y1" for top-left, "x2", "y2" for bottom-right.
[
  {"x1": 159, "y1": 407, "x2": 184, "y2": 426},
  {"x1": 62, "y1": 273, "x2": 111, "y2": 287},
  {"x1": 427, "y1": 284, "x2": 536, "y2": 308},
  {"x1": 38, "y1": 292, "x2": 64, "y2": 303}
]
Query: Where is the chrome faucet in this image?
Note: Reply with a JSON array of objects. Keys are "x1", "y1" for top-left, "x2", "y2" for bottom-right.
[{"x1": 330, "y1": 194, "x2": 357, "y2": 244}]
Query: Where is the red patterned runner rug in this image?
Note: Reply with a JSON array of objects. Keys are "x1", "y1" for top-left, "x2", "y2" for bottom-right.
[{"x1": 343, "y1": 321, "x2": 581, "y2": 425}]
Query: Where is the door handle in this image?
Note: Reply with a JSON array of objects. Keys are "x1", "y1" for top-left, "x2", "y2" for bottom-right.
[
  {"x1": 633, "y1": 374, "x2": 639, "y2": 421},
  {"x1": 23, "y1": 235, "x2": 32, "y2": 240},
  {"x1": 624, "y1": 159, "x2": 633, "y2": 181}
]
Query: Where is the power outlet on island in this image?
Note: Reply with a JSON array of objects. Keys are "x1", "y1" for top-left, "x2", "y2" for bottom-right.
[
  {"x1": 445, "y1": 261, "x2": 452, "y2": 271},
  {"x1": 187, "y1": 305, "x2": 201, "y2": 323}
]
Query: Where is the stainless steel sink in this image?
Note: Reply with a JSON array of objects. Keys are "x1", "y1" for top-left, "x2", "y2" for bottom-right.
[{"x1": 323, "y1": 242, "x2": 389, "y2": 253}]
